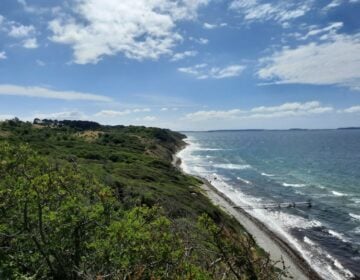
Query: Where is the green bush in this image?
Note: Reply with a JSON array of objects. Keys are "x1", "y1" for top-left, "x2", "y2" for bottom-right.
[{"x1": 0, "y1": 121, "x2": 285, "y2": 279}]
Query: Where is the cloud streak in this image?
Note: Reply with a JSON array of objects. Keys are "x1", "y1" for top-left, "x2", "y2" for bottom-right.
[
  {"x1": 229, "y1": 0, "x2": 312, "y2": 24},
  {"x1": 341, "y1": 105, "x2": 360, "y2": 113},
  {"x1": 33, "y1": 110, "x2": 87, "y2": 120},
  {"x1": 203, "y1": 22, "x2": 227, "y2": 29},
  {"x1": 184, "y1": 101, "x2": 334, "y2": 121},
  {"x1": 178, "y1": 64, "x2": 246, "y2": 79},
  {"x1": 0, "y1": 85, "x2": 112, "y2": 102},
  {"x1": 95, "y1": 108, "x2": 151, "y2": 117},
  {"x1": 171, "y1": 50, "x2": 198, "y2": 61}
]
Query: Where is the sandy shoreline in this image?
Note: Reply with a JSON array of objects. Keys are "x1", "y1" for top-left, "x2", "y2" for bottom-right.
[{"x1": 173, "y1": 144, "x2": 323, "y2": 280}]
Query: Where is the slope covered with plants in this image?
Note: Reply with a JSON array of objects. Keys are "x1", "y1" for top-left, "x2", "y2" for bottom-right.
[{"x1": 0, "y1": 119, "x2": 285, "y2": 279}]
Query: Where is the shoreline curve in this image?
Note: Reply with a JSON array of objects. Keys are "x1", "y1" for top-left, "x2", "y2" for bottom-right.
[{"x1": 173, "y1": 143, "x2": 323, "y2": 280}]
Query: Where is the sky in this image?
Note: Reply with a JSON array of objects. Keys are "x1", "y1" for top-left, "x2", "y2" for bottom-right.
[{"x1": 0, "y1": 0, "x2": 360, "y2": 130}]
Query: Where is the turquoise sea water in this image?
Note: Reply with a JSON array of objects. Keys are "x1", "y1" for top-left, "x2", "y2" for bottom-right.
[{"x1": 178, "y1": 130, "x2": 360, "y2": 280}]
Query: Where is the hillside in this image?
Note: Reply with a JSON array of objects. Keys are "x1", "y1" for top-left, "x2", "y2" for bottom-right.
[{"x1": 0, "y1": 119, "x2": 285, "y2": 279}]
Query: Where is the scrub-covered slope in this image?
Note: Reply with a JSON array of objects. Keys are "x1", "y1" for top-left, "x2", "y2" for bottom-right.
[{"x1": 0, "y1": 119, "x2": 285, "y2": 279}]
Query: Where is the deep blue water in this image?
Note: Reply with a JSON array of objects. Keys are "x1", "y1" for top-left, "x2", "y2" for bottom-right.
[{"x1": 178, "y1": 130, "x2": 360, "y2": 280}]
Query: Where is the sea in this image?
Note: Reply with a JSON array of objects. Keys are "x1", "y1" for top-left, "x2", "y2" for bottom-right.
[{"x1": 177, "y1": 129, "x2": 360, "y2": 280}]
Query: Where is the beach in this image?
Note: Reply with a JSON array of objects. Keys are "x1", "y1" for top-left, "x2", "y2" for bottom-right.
[
  {"x1": 174, "y1": 145, "x2": 323, "y2": 280},
  {"x1": 199, "y1": 178, "x2": 322, "y2": 280}
]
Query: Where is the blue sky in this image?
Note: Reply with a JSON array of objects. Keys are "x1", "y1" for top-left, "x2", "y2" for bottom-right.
[{"x1": 0, "y1": 0, "x2": 360, "y2": 130}]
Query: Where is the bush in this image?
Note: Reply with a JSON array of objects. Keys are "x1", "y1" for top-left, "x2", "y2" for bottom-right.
[{"x1": 0, "y1": 122, "x2": 285, "y2": 280}]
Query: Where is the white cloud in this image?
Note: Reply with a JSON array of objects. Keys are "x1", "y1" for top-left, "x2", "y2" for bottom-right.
[
  {"x1": 34, "y1": 110, "x2": 87, "y2": 120},
  {"x1": 0, "y1": 84, "x2": 112, "y2": 102},
  {"x1": 258, "y1": 33, "x2": 360, "y2": 90},
  {"x1": 0, "y1": 51, "x2": 6, "y2": 60},
  {"x1": 0, "y1": 114, "x2": 15, "y2": 121},
  {"x1": 251, "y1": 101, "x2": 324, "y2": 113},
  {"x1": 322, "y1": 0, "x2": 359, "y2": 11},
  {"x1": 199, "y1": 38, "x2": 209, "y2": 44},
  {"x1": 185, "y1": 109, "x2": 243, "y2": 121},
  {"x1": 49, "y1": 0, "x2": 209, "y2": 64},
  {"x1": 23, "y1": 38, "x2": 38, "y2": 49},
  {"x1": 189, "y1": 37, "x2": 209, "y2": 44},
  {"x1": 8, "y1": 24, "x2": 35, "y2": 38},
  {"x1": 178, "y1": 64, "x2": 246, "y2": 79},
  {"x1": 95, "y1": 110, "x2": 131, "y2": 117},
  {"x1": 299, "y1": 22, "x2": 343, "y2": 40},
  {"x1": 323, "y1": 0, "x2": 344, "y2": 10},
  {"x1": 132, "y1": 108, "x2": 151, "y2": 113},
  {"x1": 171, "y1": 50, "x2": 198, "y2": 61},
  {"x1": 203, "y1": 22, "x2": 217, "y2": 29},
  {"x1": 342, "y1": 106, "x2": 360, "y2": 113},
  {"x1": 203, "y1": 22, "x2": 227, "y2": 29},
  {"x1": 36, "y1": 59, "x2": 46, "y2": 66},
  {"x1": 95, "y1": 108, "x2": 151, "y2": 117},
  {"x1": 138, "y1": 116, "x2": 157, "y2": 122},
  {"x1": 184, "y1": 101, "x2": 333, "y2": 121},
  {"x1": 229, "y1": 0, "x2": 312, "y2": 24},
  {"x1": 160, "y1": 107, "x2": 179, "y2": 111},
  {"x1": 0, "y1": 16, "x2": 39, "y2": 49},
  {"x1": 17, "y1": 0, "x2": 59, "y2": 15}
]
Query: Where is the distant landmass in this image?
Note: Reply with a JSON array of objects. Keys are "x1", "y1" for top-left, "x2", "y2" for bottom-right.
[
  {"x1": 190, "y1": 128, "x2": 360, "y2": 132},
  {"x1": 337, "y1": 127, "x2": 360, "y2": 130}
]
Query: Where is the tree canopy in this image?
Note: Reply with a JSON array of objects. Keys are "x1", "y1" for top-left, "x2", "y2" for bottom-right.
[{"x1": 0, "y1": 121, "x2": 285, "y2": 279}]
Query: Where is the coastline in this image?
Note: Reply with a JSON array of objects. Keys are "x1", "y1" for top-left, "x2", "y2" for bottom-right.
[{"x1": 173, "y1": 143, "x2": 323, "y2": 280}]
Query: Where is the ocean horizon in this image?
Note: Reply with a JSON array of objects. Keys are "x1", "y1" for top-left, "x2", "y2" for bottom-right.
[{"x1": 178, "y1": 129, "x2": 360, "y2": 280}]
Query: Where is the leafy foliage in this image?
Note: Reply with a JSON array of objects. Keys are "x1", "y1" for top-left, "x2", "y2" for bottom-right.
[{"x1": 0, "y1": 120, "x2": 285, "y2": 279}]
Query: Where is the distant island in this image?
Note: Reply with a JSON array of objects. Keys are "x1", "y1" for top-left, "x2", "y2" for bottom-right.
[
  {"x1": 337, "y1": 127, "x2": 360, "y2": 130},
  {"x1": 193, "y1": 127, "x2": 360, "y2": 132}
]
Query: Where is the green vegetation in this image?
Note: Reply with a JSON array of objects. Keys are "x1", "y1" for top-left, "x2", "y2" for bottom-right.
[{"x1": 0, "y1": 119, "x2": 286, "y2": 279}]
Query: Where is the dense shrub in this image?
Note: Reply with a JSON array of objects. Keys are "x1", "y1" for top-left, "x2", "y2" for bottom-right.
[{"x1": 0, "y1": 121, "x2": 285, "y2": 279}]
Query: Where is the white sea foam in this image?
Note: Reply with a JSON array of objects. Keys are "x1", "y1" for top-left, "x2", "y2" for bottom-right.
[
  {"x1": 236, "y1": 177, "x2": 251, "y2": 184},
  {"x1": 349, "y1": 213, "x2": 360, "y2": 221},
  {"x1": 198, "y1": 148, "x2": 224, "y2": 151},
  {"x1": 350, "y1": 198, "x2": 360, "y2": 204},
  {"x1": 282, "y1": 182, "x2": 307, "y2": 187},
  {"x1": 304, "y1": 236, "x2": 354, "y2": 279},
  {"x1": 212, "y1": 178, "x2": 344, "y2": 279},
  {"x1": 325, "y1": 254, "x2": 354, "y2": 279},
  {"x1": 266, "y1": 211, "x2": 322, "y2": 229},
  {"x1": 214, "y1": 163, "x2": 252, "y2": 170},
  {"x1": 261, "y1": 172, "x2": 275, "y2": 177},
  {"x1": 328, "y1": 230, "x2": 349, "y2": 243},
  {"x1": 304, "y1": 236, "x2": 315, "y2": 246},
  {"x1": 178, "y1": 137, "x2": 354, "y2": 280},
  {"x1": 294, "y1": 190, "x2": 304, "y2": 195},
  {"x1": 332, "y1": 257, "x2": 345, "y2": 271},
  {"x1": 316, "y1": 184, "x2": 326, "y2": 189},
  {"x1": 332, "y1": 191, "x2": 347, "y2": 197},
  {"x1": 352, "y1": 226, "x2": 360, "y2": 234}
]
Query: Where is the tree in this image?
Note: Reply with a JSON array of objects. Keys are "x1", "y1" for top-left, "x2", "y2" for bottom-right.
[
  {"x1": 0, "y1": 143, "x2": 116, "y2": 279},
  {"x1": 0, "y1": 143, "x2": 208, "y2": 279},
  {"x1": 0, "y1": 142, "x2": 285, "y2": 279}
]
